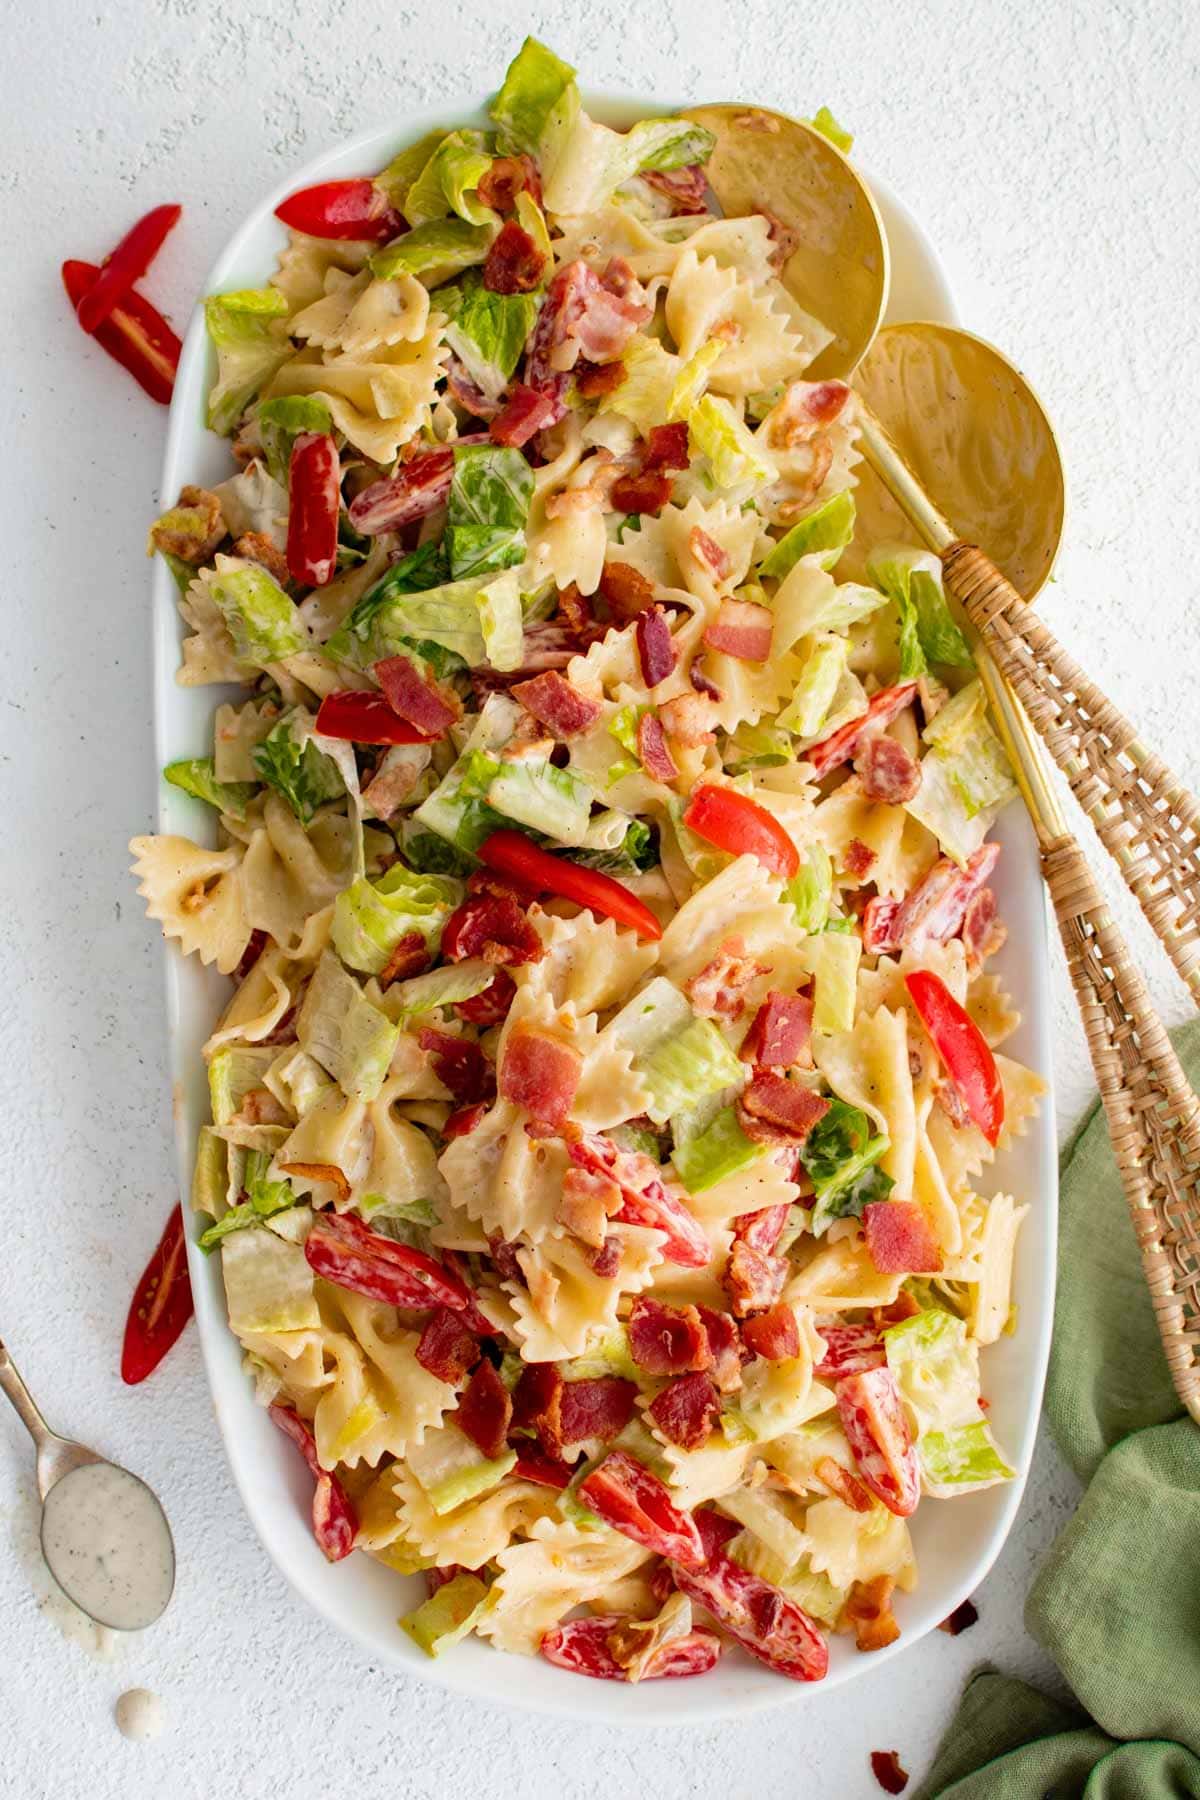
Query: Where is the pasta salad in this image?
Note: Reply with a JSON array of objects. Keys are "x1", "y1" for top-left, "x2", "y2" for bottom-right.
[{"x1": 131, "y1": 38, "x2": 1045, "y2": 1685}]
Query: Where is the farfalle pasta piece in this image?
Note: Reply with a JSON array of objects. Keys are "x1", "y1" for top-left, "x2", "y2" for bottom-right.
[
  {"x1": 508, "y1": 1223, "x2": 663, "y2": 1362},
  {"x1": 813, "y1": 1005, "x2": 918, "y2": 1200},
  {"x1": 239, "y1": 794, "x2": 355, "y2": 951},
  {"x1": 373, "y1": 1465, "x2": 559, "y2": 1568},
  {"x1": 517, "y1": 909, "x2": 660, "y2": 1014},
  {"x1": 666, "y1": 249, "x2": 817, "y2": 397},
  {"x1": 271, "y1": 231, "x2": 375, "y2": 313},
  {"x1": 801, "y1": 1497, "x2": 917, "y2": 1596},
  {"x1": 290, "y1": 267, "x2": 432, "y2": 356},
  {"x1": 265, "y1": 324, "x2": 449, "y2": 463},
  {"x1": 924, "y1": 1054, "x2": 1047, "y2": 1191},
  {"x1": 310, "y1": 1288, "x2": 462, "y2": 1470},
  {"x1": 129, "y1": 834, "x2": 252, "y2": 974},
  {"x1": 478, "y1": 1517, "x2": 650, "y2": 1656}
]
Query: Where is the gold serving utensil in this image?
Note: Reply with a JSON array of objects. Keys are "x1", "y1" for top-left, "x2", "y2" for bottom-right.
[{"x1": 686, "y1": 101, "x2": 1200, "y2": 1420}]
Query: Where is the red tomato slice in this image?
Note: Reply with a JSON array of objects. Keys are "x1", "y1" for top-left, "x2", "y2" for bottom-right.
[
  {"x1": 541, "y1": 1615, "x2": 722, "y2": 1680},
  {"x1": 904, "y1": 969, "x2": 1004, "y2": 1146},
  {"x1": 835, "y1": 1367, "x2": 921, "y2": 1517},
  {"x1": 578, "y1": 1450, "x2": 705, "y2": 1567},
  {"x1": 121, "y1": 1202, "x2": 194, "y2": 1384},
  {"x1": 77, "y1": 204, "x2": 182, "y2": 333},
  {"x1": 304, "y1": 1211, "x2": 473, "y2": 1312},
  {"x1": 478, "y1": 830, "x2": 663, "y2": 940},
  {"x1": 274, "y1": 178, "x2": 402, "y2": 242},
  {"x1": 681, "y1": 785, "x2": 800, "y2": 878},
  {"x1": 314, "y1": 691, "x2": 437, "y2": 745},
  {"x1": 669, "y1": 1541, "x2": 829, "y2": 1681},
  {"x1": 269, "y1": 1405, "x2": 357, "y2": 1561}
]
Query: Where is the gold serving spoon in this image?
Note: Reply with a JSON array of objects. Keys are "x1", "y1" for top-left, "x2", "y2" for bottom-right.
[{"x1": 684, "y1": 101, "x2": 1200, "y2": 1420}]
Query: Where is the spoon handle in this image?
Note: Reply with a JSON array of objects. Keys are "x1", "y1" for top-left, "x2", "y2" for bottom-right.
[{"x1": 0, "y1": 1336, "x2": 53, "y2": 1448}]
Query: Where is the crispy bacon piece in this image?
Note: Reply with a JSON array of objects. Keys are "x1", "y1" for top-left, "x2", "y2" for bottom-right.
[
  {"x1": 765, "y1": 379, "x2": 852, "y2": 448},
  {"x1": 484, "y1": 219, "x2": 548, "y2": 294},
  {"x1": 938, "y1": 1597, "x2": 980, "y2": 1636},
  {"x1": 855, "y1": 733, "x2": 922, "y2": 805},
  {"x1": 586, "y1": 1233, "x2": 622, "y2": 1277},
  {"x1": 690, "y1": 527, "x2": 732, "y2": 582},
  {"x1": 642, "y1": 162, "x2": 710, "y2": 214},
  {"x1": 741, "y1": 1300, "x2": 800, "y2": 1361},
  {"x1": 347, "y1": 444, "x2": 454, "y2": 534},
  {"x1": 740, "y1": 990, "x2": 814, "y2": 1069},
  {"x1": 575, "y1": 358, "x2": 627, "y2": 398},
  {"x1": 512, "y1": 668, "x2": 602, "y2": 737},
  {"x1": 234, "y1": 928, "x2": 270, "y2": 981},
  {"x1": 232, "y1": 531, "x2": 291, "y2": 585},
  {"x1": 489, "y1": 382, "x2": 559, "y2": 447},
  {"x1": 514, "y1": 1450, "x2": 573, "y2": 1489},
  {"x1": 580, "y1": 1450, "x2": 705, "y2": 1567},
  {"x1": 724, "y1": 1239, "x2": 788, "y2": 1318},
  {"x1": 557, "y1": 1163, "x2": 621, "y2": 1248},
  {"x1": 703, "y1": 598, "x2": 772, "y2": 662},
  {"x1": 554, "y1": 582, "x2": 602, "y2": 643},
  {"x1": 560, "y1": 1376, "x2": 637, "y2": 1447},
  {"x1": 735, "y1": 1205, "x2": 791, "y2": 1256},
  {"x1": 470, "y1": 624, "x2": 587, "y2": 696},
  {"x1": 628, "y1": 1296, "x2": 711, "y2": 1375},
  {"x1": 512, "y1": 1362, "x2": 565, "y2": 1458},
  {"x1": 805, "y1": 682, "x2": 919, "y2": 779},
  {"x1": 684, "y1": 934, "x2": 767, "y2": 1020},
  {"x1": 151, "y1": 484, "x2": 225, "y2": 562},
  {"x1": 610, "y1": 468, "x2": 673, "y2": 515},
  {"x1": 477, "y1": 152, "x2": 540, "y2": 213},
  {"x1": 659, "y1": 692, "x2": 716, "y2": 746},
  {"x1": 864, "y1": 1200, "x2": 943, "y2": 1274},
  {"x1": 269, "y1": 1405, "x2": 357, "y2": 1561},
  {"x1": 962, "y1": 885, "x2": 1007, "y2": 967},
  {"x1": 455, "y1": 969, "x2": 516, "y2": 1027},
  {"x1": 934, "y1": 1076, "x2": 972, "y2": 1129},
  {"x1": 416, "y1": 1027, "x2": 495, "y2": 1105},
  {"x1": 643, "y1": 421, "x2": 690, "y2": 470},
  {"x1": 836, "y1": 1367, "x2": 920, "y2": 1517},
  {"x1": 234, "y1": 1084, "x2": 289, "y2": 1128},
  {"x1": 597, "y1": 559, "x2": 656, "y2": 622},
  {"x1": 694, "y1": 1304, "x2": 744, "y2": 1393},
  {"x1": 689, "y1": 664, "x2": 723, "y2": 702},
  {"x1": 636, "y1": 712, "x2": 679, "y2": 785},
  {"x1": 416, "y1": 1307, "x2": 480, "y2": 1384},
  {"x1": 842, "y1": 837, "x2": 877, "y2": 882},
  {"x1": 442, "y1": 1099, "x2": 489, "y2": 1138},
  {"x1": 305, "y1": 1211, "x2": 473, "y2": 1313},
  {"x1": 500, "y1": 1025, "x2": 582, "y2": 1127},
  {"x1": 426, "y1": 1563, "x2": 465, "y2": 1594},
  {"x1": 277, "y1": 1159, "x2": 351, "y2": 1202},
  {"x1": 456, "y1": 1358, "x2": 513, "y2": 1458},
  {"x1": 442, "y1": 893, "x2": 544, "y2": 966},
  {"x1": 861, "y1": 896, "x2": 902, "y2": 954},
  {"x1": 567, "y1": 1134, "x2": 709, "y2": 1267},
  {"x1": 870, "y1": 1751, "x2": 909, "y2": 1795},
  {"x1": 815, "y1": 1454, "x2": 874, "y2": 1513},
  {"x1": 636, "y1": 604, "x2": 677, "y2": 688},
  {"x1": 373, "y1": 652, "x2": 459, "y2": 735},
  {"x1": 648, "y1": 1371, "x2": 721, "y2": 1449},
  {"x1": 740, "y1": 1073, "x2": 830, "y2": 1141},
  {"x1": 669, "y1": 1532, "x2": 829, "y2": 1682},
  {"x1": 541, "y1": 1615, "x2": 722, "y2": 1681},
  {"x1": 814, "y1": 1322, "x2": 886, "y2": 1378},
  {"x1": 526, "y1": 260, "x2": 650, "y2": 421}
]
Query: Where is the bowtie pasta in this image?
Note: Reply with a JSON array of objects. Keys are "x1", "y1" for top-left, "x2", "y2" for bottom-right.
[{"x1": 131, "y1": 37, "x2": 1045, "y2": 1686}]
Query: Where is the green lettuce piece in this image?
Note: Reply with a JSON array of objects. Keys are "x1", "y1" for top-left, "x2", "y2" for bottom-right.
[
  {"x1": 331, "y1": 570, "x2": 489, "y2": 667},
  {"x1": 688, "y1": 394, "x2": 776, "y2": 489},
  {"x1": 560, "y1": 1324, "x2": 640, "y2": 1382},
  {"x1": 384, "y1": 960, "x2": 496, "y2": 1018},
  {"x1": 803, "y1": 106, "x2": 853, "y2": 153},
  {"x1": 728, "y1": 1532, "x2": 844, "y2": 1625},
  {"x1": 759, "y1": 491, "x2": 856, "y2": 579},
  {"x1": 397, "y1": 825, "x2": 477, "y2": 877},
  {"x1": 253, "y1": 708, "x2": 345, "y2": 825},
  {"x1": 332, "y1": 864, "x2": 463, "y2": 975},
  {"x1": 326, "y1": 541, "x2": 451, "y2": 665},
  {"x1": 803, "y1": 1099, "x2": 893, "y2": 1235},
  {"x1": 208, "y1": 1046, "x2": 276, "y2": 1125},
  {"x1": 607, "y1": 976, "x2": 694, "y2": 1060},
  {"x1": 906, "y1": 704, "x2": 1018, "y2": 868},
  {"x1": 778, "y1": 635, "x2": 848, "y2": 738},
  {"x1": 407, "y1": 1420, "x2": 517, "y2": 1514},
  {"x1": 220, "y1": 1222, "x2": 319, "y2": 1333},
  {"x1": 405, "y1": 130, "x2": 497, "y2": 229},
  {"x1": 209, "y1": 563, "x2": 307, "y2": 667},
  {"x1": 805, "y1": 929, "x2": 861, "y2": 1032},
  {"x1": 413, "y1": 749, "x2": 507, "y2": 854},
  {"x1": 883, "y1": 1308, "x2": 1015, "y2": 1495},
  {"x1": 369, "y1": 218, "x2": 495, "y2": 283},
  {"x1": 360, "y1": 1193, "x2": 440, "y2": 1228},
  {"x1": 490, "y1": 37, "x2": 577, "y2": 156},
  {"x1": 722, "y1": 722, "x2": 793, "y2": 774},
  {"x1": 544, "y1": 110, "x2": 715, "y2": 216},
  {"x1": 400, "y1": 1571, "x2": 490, "y2": 1658},
  {"x1": 146, "y1": 499, "x2": 223, "y2": 566},
  {"x1": 375, "y1": 129, "x2": 447, "y2": 210},
  {"x1": 913, "y1": 569, "x2": 974, "y2": 667},
  {"x1": 922, "y1": 677, "x2": 987, "y2": 752},
  {"x1": 441, "y1": 275, "x2": 540, "y2": 402},
  {"x1": 638, "y1": 1017, "x2": 745, "y2": 1126},
  {"x1": 447, "y1": 444, "x2": 535, "y2": 580},
  {"x1": 785, "y1": 842, "x2": 833, "y2": 934},
  {"x1": 601, "y1": 337, "x2": 676, "y2": 435},
  {"x1": 487, "y1": 755, "x2": 593, "y2": 845},
  {"x1": 866, "y1": 543, "x2": 974, "y2": 678},
  {"x1": 297, "y1": 950, "x2": 400, "y2": 1102},
  {"x1": 671, "y1": 1105, "x2": 767, "y2": 1192},
  {"x1": 631, "y1": 118, "x2": 716, "y2": 173},
  {"x1": 163, "y1": 757, "x2": 256, "y2": 818},
  {"x1": 257, "y1": 395, "x2": 333, "y2": 486},
  {"x1": 567, "y1": 818, "x2": 659, "y2": 875},
  {"x1": 191, "y1": 1126, "x2": 230, "y2": 1220},
  {"x1": 204, "y1": 287, "x2": 291, "y2": 436},
  {"x1": 198, "y1": 1150, "x2": 297, "y2": 1251},
  {"x1": 161, "y1": 550, "x2": 198, "y2": 594},
  {"x1": 921, "y1": 1420, "x2": 1016, "y2": 1491},
  {"x1": 668, "y1": 341, "x2": 724, "y2": 418}
]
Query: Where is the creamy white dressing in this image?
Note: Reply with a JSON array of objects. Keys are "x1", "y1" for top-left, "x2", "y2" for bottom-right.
[
  {"x1": 115, "y1": 1688, "x2": 165, "y2": 1742},
  {"x1": 40, "y1": 1463, "x2": 175, "y2": 1630}
]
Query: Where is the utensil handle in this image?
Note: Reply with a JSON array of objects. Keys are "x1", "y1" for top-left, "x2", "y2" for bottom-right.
[
  {"x1": 1038, "y1": 832, "x2": 1200, "y2": 1421},
  {"x1": 0, "y1": 1336, "x2": 53, "y2": 1449},
  {"x1": 942, "y1": 541, "x2": 1200, "y2": 1003}
]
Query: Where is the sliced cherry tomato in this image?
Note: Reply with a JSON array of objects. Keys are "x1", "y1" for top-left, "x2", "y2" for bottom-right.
[
  {"x1": 804, "y1": 681, "x2": 918, "y2": 779},
  {"x1": 304, "y1": 1211, "x2": 473, "y2": 1313},
  {"x1": 835, "y1": 1367, "x2": 920, "y2": 1517},
  {"x1": 274, "y1": 178, "x2": 402, "y2": 243},
  {"x1": 121, "y1": 1202, "x2": 193, "y2": 1384},
  {"x1": 669, "y1": 1536, "x2": 829, "y2": 1681},
  {"x1": 567, "y1": 1134, "x2": 709, "y2": 1268},
  {"x1": 814, "y1": 1321, "x2": 886, "y2": 1377},
  {"x1": 269, "y1": 1404, "x2": 357, "y2": 1561},
  {"x1": 681, "y1": 784, "x2": 800, "y2": 879},
  {"x1": 904, "y1": 968, "x2": 1004, "y2": 1145},
  {"x1": 578, "y1": 1450, "x2": 705, "y2": 1568},
  {"x1": 62, "y1": 259, "x2": 180, "y2": 404},
  {"x1": 541, "y1": 1615, "x2": 722, "y2": 1680},
  {"x1": 478, "y1": 829, "x2": 663, "y2": 940},
  {"x1": 314, "y1": 690, "x2": 436, "y2": 745},
  {"x1": 77, "y1": 204, "x2": 182, "y2": 333},
  {"x1": 286, "y1": 432, "x2": 340, "y2": 587}
]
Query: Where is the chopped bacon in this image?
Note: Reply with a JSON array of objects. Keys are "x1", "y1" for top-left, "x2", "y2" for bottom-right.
[
  {"x1": 499, "y1": 1025, "x2": 582, "y2": 1127},
  {"x1": 347, "y1": 444, "x2": 454, "y2": 534},
  {"x1": 484, "y1": 219, "x2": 547, "y2": 294},
  {"x1": 373, "y1": 653, "x2": 459, "y2": 735},
  {"x1": 597, "y1": 559, "x2": 656, "y2": 622},
  {"x1": 842, "y1": 837, "x2": 877, "y2": 882},
  {"x1": 456, "y1": 1358, "x2": 513, "y2": 1458},
  {"x1": 231, "y1": 531, "x2": 291, "y2": 585},
  {"x1": 235, "y1": 1085, "x2": 292, "y2": 1128},
  {"x1": 740, "y1": 990, "x2": 814, "y2": 1069},
  {"x1": 152, "y1": 484, "x2": 225, "y2": 562},
  {"x1": 488, "y1": 1234, "x2": 524, "y2": 1284},
  {"x1": 558, "y1": 1164, "x2": 622, "y2": 1248},
  {"x1": 836, "y1": 1367, "x2": 920, "y2": 1517},
  {"x1": 416, "y1": 1307, "x2": 480, "y2": 1384},
  {"x1": 642, "y1": 162, "x2": 710, "y2": 214},
  {"x1": 861, "y1": 896, "x2": 902, "y2": 954},
  {"x1": 741, "y1": 1300, "x2": 800, "y2": 1361},
  {"x1": 470, "y1": 622, "x2": 588, "y2": 695},
  {"x1": 445, "y1": 354, "x2": 499, "y2": 420},
  {"x1": 703, "y1": 598, "x2": 772, "y2": 661},
  {"x1": 669, "y1": 1533, "x2": 829, "y2": 1682},
  {"x1": 269, "y1": 1405, "x2": 357, "y2": 1561},
  {"x1": 735, "y1": 1205, "x2": 791, "y2": 1255},
  {"x1": 580, "y1": 1450, "x2": 705, "y2": 1568},
  {"x1": 843, "y1": 1574, "x2": 901, "y2": 1652},
  {"x1": 363, "y1": 749, "x2": 432, "y2": 820},
  {"x1": 555, "y1": 582, "x2": 603, "y2": 642},
  {"x1": 442, "y1": 893, "x2": 545, "y2": 967},
  {"x1": 575, "y1": 358, "x2": 627, "y2": 398},
  {"x1": 636, "y1": 605, "x2": 678, "y2": 688},
  {"x1": 855, "y1": 733, "x2": 922, "y2": 805},
  {"x1": 512, "y1": 668, "x2": 602, "y2": 738},
  {"x1": 417, "y1": 1027, "x2": 495, "y2": 1105},
  {"x1": 512, "y1": 1362, "x2": 565, "y2": 1458},
  {"x1": 863, "y1": 1200, "x2": 943, "y2": 1274},
  {"x1": 815, "y1": 1322, "x2": 885, "y2": 1378},
  {"x1": 689, "y1": 664, "x2": 723, "y2": 702},
  {"x1": 804, "y1": 682, "x2": 919, "y2": 779},
  {"x1": 442, "y1": 1099, "x2": 489, "y2": 1138},
  {"x1": 938, "y1": 1597, "x2": 980, "y2": 1636},
  {"x1": 765, "y1": 379, "x2": 852, "y2": 448},
  {"x1": 874, "y1": 1291, "x2": 923, "y2": 1329},
  {"x1": 872, "y1": 842, "x2": 1002, "y2": 956},
  {"x1": 541, "y1": 1615, "x2": 721, "y2": 1681},
  {"x1": 636, "y1": 712, "x2": 679, "y2": 785},
  {"x1": 567, "y1": 1133, "x2": 709, "y2": 1267},
  {"x1": 962, "y1": 886, "x2": 1007, "y2": 967},
  {"x1": 476, "y1": 153, "x2": 540, "y2": 214},
  {"x1": 694, "y1": 1304, "x2": 744, "y2": 1393},
  {"x1": 489, "y1": 382, "x2": 559, "y2": 447},
  {"x1": 526, "y1": 260, "x2": 650, "y2": 421},
  {"x1": 610, "y1": 468, "x2": 673, "y2": 515},
  {"x1": 426, "y1": 1563, "x2": 464, "y2": 1594},
  {"x1": 643, "y1": 421, "x2": 690, "y2": 471},
  {"x1": 514, "y1": 1450, "x2": 573, "y2": 1489},
  {"x1": 659, "y1": 692, "x2": 716, "y2": 746},
  {"x1": 690, "y1": 527, "x2": 732, "y2": 582},
  {"x1": 684, "y1": 935, "x2": 767, "y2": 1021},
  {"x1": 648, "y1": 1371, "x2": 721, "y2": 1449},
  {"x1": 455, "y1": 969, "x2": 516, "y2": 1027},
  {"x1": 628, "y1": 1296, "x2": 711, "y2": 1376},
  {"x1": 586, "y1": 1233, "x2": 623, "y2": 1277},
  {"x1": 740, "y1": 1073, "x2": 831, "y2": 1141},
  {"x1": 723, "y1": 1239, "x2": 788, "y2": 1318},
  {"x1": 560, "y1": 1376, "x2": 637, "y2": 1447},
  {"x1": 815, "y1": 1454, "x2": 874, "y2": 1513},
  {"x1": 870, "y1": 1751, "x2": 909, "y2": 1796},
  {"x1": 277, "y1": 1158, "x2": 350, "y2": 1201}
]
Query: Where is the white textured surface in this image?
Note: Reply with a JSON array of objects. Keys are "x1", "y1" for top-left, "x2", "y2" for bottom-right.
[{"x1": 1, "y1": 2, "x2": 1196, "y2": 1795}]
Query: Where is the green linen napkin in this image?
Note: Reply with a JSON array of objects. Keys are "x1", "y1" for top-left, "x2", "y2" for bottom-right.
[{"x1": 916, "y1": 1018, "x2": 1200, "y2": 1799}]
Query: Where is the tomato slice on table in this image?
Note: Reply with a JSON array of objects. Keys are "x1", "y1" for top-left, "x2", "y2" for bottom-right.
[
  {"x1": 76, "y1": 203, "x2": 182, "y2": 333},
  {"x1": 904, "y1": 968, "x2": 1004, "y2": 1145},
  {"x1": 681, "y1": 785, "x2": 799, "y2": 879},
  {"x1": 121, "y1": 1202, "x2": 193, "y2": 1384},
  {"x1": 478, "y1": 830, "x2": 663, "y2": 940},
  {"x1": 62, "y1": 260, "x2": 181, "y2": 404}
]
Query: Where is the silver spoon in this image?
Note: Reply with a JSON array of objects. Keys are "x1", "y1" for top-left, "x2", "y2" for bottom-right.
[{"x1": 0, "y1": 1334, "x2": 176, "y2": 1630}]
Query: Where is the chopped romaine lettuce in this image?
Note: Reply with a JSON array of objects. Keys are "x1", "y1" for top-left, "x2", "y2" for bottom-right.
[
  {"x1": 883, "y1": 1308, "x2": 1015, "y2": 1495},
  {"x1": 198, "y1": 1150, "x2": 297, "y2": 1251},
  {"x1": 688, "y1": 395, "x2": 777, "y2": 489},
  {"x1": 490, "y1": 37, "x2": 577, "y2": 157},
  {"x1": 369, "y1": 218, "x2": 495, "y2": 283},
  {"x1": 404, "y1": 129, "x2": 497, "y2": 229},
  {"x1": 803, "y1": 928, "x2": 861, "y2": 1032},
  {"x1": 256, "y1": 395, "x2": 333, "y2": 486},
  {"x1": 332, "y1": 864, "x2": 463, "y2": 975},
  {"x1": 209, "y1": 562, "x2": 307, "y2": 667},
  {"x1": 671, "y1": 1105, "x2": 767, "y2": 1192},
  {"x1": 204, "y1": 287, "x2": 291, "y2": 436},
  {"x1": 208, "y1": 1046, "x2": 276, "y2": 1125},
  {"x1": 400, "y1": 1570, "x2": 490, "y2": 1657},
  {"x1": 778, "y1": 635, "x2": 848, "y2": 738},
  {"x1": 374, "y1": 130, "x2": 448, "y2": 210},
  {"x1": 606, "y1": 976, "x2": 693, "y2": 1060},
  {"x1": 253, "y1": 707, "x2": 345, "y2": 824},
  {"x1": 297, "y1": 950, "x2": 400, "y2": 1102},
  {"x1": 544, "y1": 112, "x2": 715, "y2": 216},
  {"x1": 383, "y1": 960, "x2": 495, "y2": 1018},
  {"x1": 397, "y1": 825, "x2": 477, "y2": 877},
  {"x1": 191, "y1": 1125, "x2": 230, "y2": 1220},
  {"x1": 441, "y1": 275, "x2": 540, "y2": 402},
  {"x1": 668, "y1": 341, "x2": 724, "y2": 419},
  {"x1": 759, "y1": 491, "x2": 856, "y2": 579},
  {"x1": 567, "y1": 818, "x2": 659, "y2": 875},
  {"x1": 912, "y1": 569, "x2": 974, "y2": 668},
  {"x1": 163, "y1": 757, "x2": 256, "y2": 818},
  {"x1": 803, "y1": 1099, "x2": 893, "y2": 1235},
  {"x1": 487, "y1": 755, "x2": 593, "y2": 845},
  {"x1": 906, "y1": 697, "x2": 1018, "y2": 867},
  {"x1": 412, "y1": 696, "x2": 519, "y2": 853},
  {"x1": 447, "y1": 444, "x2": 534, "y2": 580},
  {"x1": 638, "y1": 1017, "x2": 745, "y2": 1125},
  {"x1": 221, "y1": 1222, "x2": 320, "y2": 1334},
  {"x1": 785, "y1": 842, "x2": 833, "y2": 934},
  {"x1": 866, "y1": 543, "x2": 974, "y2": 678},
  {"x1": 560, "y1": 1324, "x2": 640, "y2": 1382},
  {"x1": 803, "y1": 106, "x2": 853, "y2": 153},
  {"x1": 602, "y1": 336, "x2": 677, "y2": 435},
  {"x1": 406, "y1": 1420, "x2": 517, "y2": 1514},
  {"x1": 722, "y1": 722, "x2": 794, "y2": 775}
]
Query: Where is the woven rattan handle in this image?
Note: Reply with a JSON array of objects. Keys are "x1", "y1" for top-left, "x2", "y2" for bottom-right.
[
  {"x1": 942, "y1": 542, "x2": 1200, "y2": 1003},
  {"x1": 1041, "y1": 831, "x2": 1200, "y2": 1420}
]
